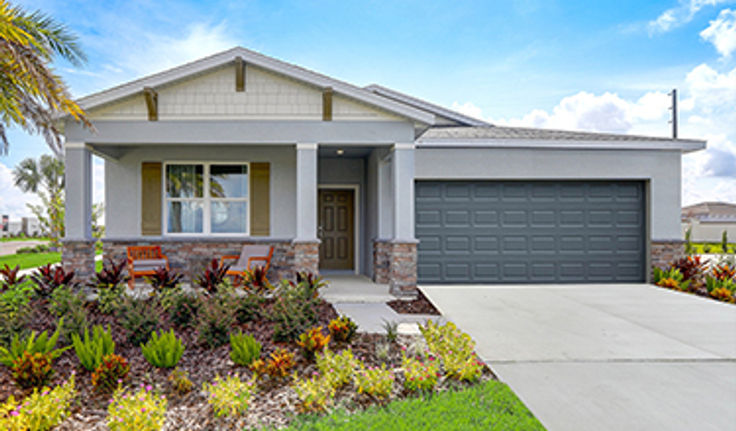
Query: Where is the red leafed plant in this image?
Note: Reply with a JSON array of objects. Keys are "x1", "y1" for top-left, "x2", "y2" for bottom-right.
[
  {"x1": 92, "y1": 353, "x2": 130, "y2": 391},
  {"x1": 0, "y1": 264, "x2": 26, "y2": 290},
  {"x1": 31, "y1": 264, "x2": 78, "y2": 297},
  {"x1": 296, "y1": 327, "x2": 330, "y2": 360},
  {"x1": 195, "y1": 259, "x2": 230, "y2": 294},
  {"x1": 146, "y1": 266, "x2": 184, "y2": 291},
  {"x1": 244, "y1": 266, "x2": 272, "y2": 293},
  {"x1": 89, "y1": 259, "x2": 129, "y2": 288},
  {"x1": 712, "y1": 263, "x2": 736, "y2": 281},
  {"x1": 671, "y1": 256, "x2": 704, "y2": 281}
]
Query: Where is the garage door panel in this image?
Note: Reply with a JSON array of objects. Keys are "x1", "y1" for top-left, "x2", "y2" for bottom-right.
[{"x1": 416, "y1": 180, "x2": 645, "y2": 283}]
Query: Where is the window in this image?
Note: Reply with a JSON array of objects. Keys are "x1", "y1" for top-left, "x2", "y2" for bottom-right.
[{"x1": 165, "y1": 163, "x2": 249, "y2": 235}]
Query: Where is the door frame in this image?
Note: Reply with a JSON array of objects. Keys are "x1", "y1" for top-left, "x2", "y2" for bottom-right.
[{"x1": 318, "y1": 184, "x2": 360, "y2": 274}]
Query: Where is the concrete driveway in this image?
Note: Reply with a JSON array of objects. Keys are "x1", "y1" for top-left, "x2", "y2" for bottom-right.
[{"x1": 420, "y1": 284, "x2": 736, "y2": 431}]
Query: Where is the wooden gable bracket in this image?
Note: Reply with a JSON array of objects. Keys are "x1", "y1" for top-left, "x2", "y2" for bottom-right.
[
  {"x1": 143, "y1": 87, "x2": 158, "y2": 121},
  {"x1": 235, "y1": 56, "x2": 245, "y2": 92},
  {"x1": 322, "y1": 87, "x2": 333, "y2": 121}
]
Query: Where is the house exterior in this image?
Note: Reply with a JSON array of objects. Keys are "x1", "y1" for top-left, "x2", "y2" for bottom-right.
[
  {"x1": 61, "y1": 47, "x2": 705, "y2": 294},
  {"x1": 682, "y1": 202, "x2": 736, "y2": 242}
]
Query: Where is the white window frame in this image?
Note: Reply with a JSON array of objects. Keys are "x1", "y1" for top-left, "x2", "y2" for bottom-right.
[{"x1": 163, "y1": 161, "x2": 250, "y2": 236}]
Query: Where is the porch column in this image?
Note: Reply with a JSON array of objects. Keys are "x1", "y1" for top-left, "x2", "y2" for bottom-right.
[
  {"x1": 294, "y1": 143, "x2": 320, "y2": 273},
  {"x1": 392, "y1": 143, "x2": 415, "y2": 241},
  {"x1": 384, "y1": 143, "x2": 418, "y2": 296},
  {"x1": 62, "y1": 143, "x2": 95, "y2": 281}
]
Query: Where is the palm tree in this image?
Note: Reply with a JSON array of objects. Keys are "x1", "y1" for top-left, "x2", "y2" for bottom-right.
[
  {"x1": 0, "y1": 0, "x2": 91, "y2": 155},
  {"x1": 13, "y1": 154, "x2": 64, "y2": 245}
]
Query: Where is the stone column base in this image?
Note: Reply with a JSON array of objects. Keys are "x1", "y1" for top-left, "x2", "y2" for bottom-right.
[
  {"x1": 292, "y1": 240, "x2": 320, "y2": 275},
  {"x1": 651, "y1": 240, "x2": 685, "y2": 269},
  {"x1": 62, "y1": 239, "x2": 96, "y2": 282},
  {"x1": 373, "y1": 239, "x2": 418, "y2": 297}
]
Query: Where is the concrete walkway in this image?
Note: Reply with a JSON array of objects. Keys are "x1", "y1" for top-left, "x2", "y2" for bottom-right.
[
  {"x1": 322, "y1": 274, "x2": 443, "y2": 334},
  {"x1": 421, "y1": 284, "x2": 736, "y2": 431}
]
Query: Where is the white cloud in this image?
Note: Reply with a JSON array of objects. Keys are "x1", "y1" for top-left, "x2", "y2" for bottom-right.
[
  {"x1": 0, "y1": 162, "x2": 40, "y2": 219},
  {"x1": 117, "y1": 22, "x2": 237, "y2": 77},
  {"x1": 648, "y1": 0, "x2": 733, "y2": 34},
  {"x1": 700, "y1": 8, "x2": 736, "y2": 57},
  {"x1": 451, "y1": 63, "x2": 736, "y2": 206}
]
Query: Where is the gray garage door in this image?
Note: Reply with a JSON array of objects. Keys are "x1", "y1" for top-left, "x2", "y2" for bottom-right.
[{"x1": 416, "y1": 181, "x2": 645, "y2": 283}]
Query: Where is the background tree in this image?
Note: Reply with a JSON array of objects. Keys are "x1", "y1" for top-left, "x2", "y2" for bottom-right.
[
  {"x1": 13, "y1": 154, "x2": 64, "y2": 246},
  {"x1": 0, "y1": 0, "x2": 91, "y2": 154}
]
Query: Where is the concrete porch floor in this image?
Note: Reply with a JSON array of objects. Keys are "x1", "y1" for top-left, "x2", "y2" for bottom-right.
[{"x1": 320, "y1": 274, "x2": 395, "y2": 303}]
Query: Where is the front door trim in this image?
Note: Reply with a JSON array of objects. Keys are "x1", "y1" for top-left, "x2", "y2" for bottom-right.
[{"x1": 318, "y1": 184, "x2": 360, "y2": 274}]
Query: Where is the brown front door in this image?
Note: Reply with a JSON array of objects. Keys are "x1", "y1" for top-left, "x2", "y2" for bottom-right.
[{"x1": 318, "y1": 189, "x2": 354, "y2": 270}]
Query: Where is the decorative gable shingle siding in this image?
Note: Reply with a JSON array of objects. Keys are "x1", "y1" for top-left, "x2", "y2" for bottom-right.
[{"x1": 87, "y1": 64, "x2": 400, "y2": 122}]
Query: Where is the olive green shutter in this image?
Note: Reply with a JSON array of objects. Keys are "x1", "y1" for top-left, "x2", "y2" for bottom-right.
[
  {"x1": 141, "y1": 162, "x2": 162, "y2": 236},
  {"x1": 250, "y1": 162, "x2": 270, "y2": 236}
]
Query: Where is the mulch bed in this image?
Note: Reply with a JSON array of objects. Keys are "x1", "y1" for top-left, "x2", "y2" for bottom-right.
[
  {"x1": 387, "y1": 290, "x2": 441, "y2": 315},
  {"x1": 0, "y1": 294, "x2": 490, "y2": 430}
]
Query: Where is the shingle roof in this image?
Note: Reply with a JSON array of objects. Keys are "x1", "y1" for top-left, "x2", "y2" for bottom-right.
[{"x1": 419, "y1": 126, "x2": 703, "y2": 143}]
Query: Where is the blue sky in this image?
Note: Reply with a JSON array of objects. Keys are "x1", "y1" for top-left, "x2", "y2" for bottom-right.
[{"x1": 1, "y1": 0, "x2": 735, "y2": 218}]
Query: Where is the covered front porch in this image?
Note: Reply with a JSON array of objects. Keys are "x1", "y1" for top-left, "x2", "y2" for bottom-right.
[{"x1": 62, "y1": 121, "x2": 419, "y2": 295}]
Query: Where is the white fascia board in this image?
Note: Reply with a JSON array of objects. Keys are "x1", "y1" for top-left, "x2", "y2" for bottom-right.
[
  {"x1": 416, "y1": 138, "x2": 707, "y2": 153},
  {"x1": 366, "y1": 84, "x2": 491, "y2": 127},
  {"x1": 73, "y1": 47, "x2": 435, "y2": 125}
]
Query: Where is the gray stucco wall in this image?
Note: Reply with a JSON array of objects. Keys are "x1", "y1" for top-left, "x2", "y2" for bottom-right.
[
  {"x1": 105, "y1": 145, "x2": 296, "y2": 238},
  {"x1": 414, "y1": 147, "x2": 682, "y2": 241}
]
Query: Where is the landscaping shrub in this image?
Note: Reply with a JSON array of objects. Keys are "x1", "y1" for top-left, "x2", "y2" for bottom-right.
[
  {"x1": 711, "y1": 263, "x2": 735, "y2": 281},
  {"x1": 119, "y1": 297, "x2": 159, "y2": 346},
  {"x1": 0, "y1": 375, "x2": 76, "y2": 430},
  {"x1": 296, "y1": 326, "x2": 330, "y2": 360},
  {"x1": 167, "y1": 290, "x2": 199, "y2": 328},
  {"x1": 146, "y1": 266, "x2": 184, "y2": 291},
  {"x1": 0, "y1": 264, "x2": 27, "y2": 289},
  {"x1": 72, "y1": 325, "x2": 115, "y2": 371},
  {"x1": 293, "y1": 372, "x2": 335, "y2": 413},
  {"x1": 252, "y1": 348, "x2": 295, "y2": 379},
  {"x1": 402, "y1": 353, "x2": 440, "y2": 393},
  {"x1": 292, "y1": 271, "x2": 328, "y2": 299},
  {"x1": 195, "y1": 258, "x2": 230, "y2": 294},
  {"x1": 328, "y1": 316, "x2": 358, "y2": 343},
  {"x1": 353, "y1": 363, "x2": 394, "y2": 399},
  {"x1": 652, "y1": 267, "x2": 690, "y2": 291},
  {"x1": 12, "y1": 351, "x2": 55, "y2": 388},
  {"x1": 107, "y1": 384, "x2": 167, "y2": 431},
  {"x1": 0, "y1": 279, "x2": 33, "y2": 345},
  {"x1": 48, "y1": 285, "x2": 88, "y2": 342},
  {"x1": 705, "y1": 277, "x2": 736, "y2": 303},
  {"x1": 89, "y1": 258, "x2": 128, "y2": 314},
  {"x1": 31, "y1": 264, "x2": 78, "y2": 298},
  {"x1": 315, "y1": 348, "x2": 357, "y2": 390},
  {"x1": 671, "y1": 256, "x2": 704, "y2": 281},
  {"x1": 229, "y1": 330, "x2": 261, "y2": 367},
  {"x1": 420, "y1": 321, "x2": 484, "y2": 382},
  {"x1": 196, "y1": 291, "x2": 235, "y2": 348},
  {"x1": 168, "y1": 367, "x2": 193, "y2": 395},
  {"x1": 0, "y1": 319, "x2": 68, "y2": 367},
  {"x1": 271, "y1": 281, "x2": 321, "y2": 342},
  {"x1": 203, "y1": 374, "x2": 256, "y2": 417},
  {"x1": 141, "y1": 329, "x2": 185, "y2": 369},
  {"x1": 92, "y1": 353, "x2": 130, "y2": 391},
  {"x1": 382, "y1": 320, "x2": 398, "y2": 343},
  {"x1": 234, "y1": 292, "x2": 263, "y2": 324},
  {"x1": 244, "y1": 265, "x2": 272, "y2": 293}
]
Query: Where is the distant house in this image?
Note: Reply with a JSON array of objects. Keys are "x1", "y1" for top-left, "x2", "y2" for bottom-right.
[
  {"x1": 682, "y1": 202, "x2": 736, "y2": 242},
  {"x1": 2, "y1": 217, "x2": 41, "y2": 237}
]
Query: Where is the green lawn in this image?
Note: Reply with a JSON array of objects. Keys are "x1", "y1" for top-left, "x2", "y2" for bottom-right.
[
  {"x1": 0, "y1": 251, "x2": 61, "y2": 270},
  {"x1": 690, "y1": 242, "x2": 736, "y2": 254},
  {"x1": 0, "y1": 236, "x2": 50, "y2": 243},
  {"x1": 278, "y1": 380, "x2": 545, "y2": 431}
]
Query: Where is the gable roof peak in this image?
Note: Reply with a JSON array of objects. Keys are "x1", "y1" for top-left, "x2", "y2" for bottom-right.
[{"x1": 74, "y1": 46, "x2": 435, "y2": 124}]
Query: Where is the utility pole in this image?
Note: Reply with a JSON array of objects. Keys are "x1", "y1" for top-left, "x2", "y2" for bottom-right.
[{"x1": 668, "y1": 88, "x2": 678, "y2": 139}]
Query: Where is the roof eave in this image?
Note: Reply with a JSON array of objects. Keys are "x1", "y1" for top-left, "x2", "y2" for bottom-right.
[{"x1": 416, "y1": 138, "x2": 707, "y2": 152}]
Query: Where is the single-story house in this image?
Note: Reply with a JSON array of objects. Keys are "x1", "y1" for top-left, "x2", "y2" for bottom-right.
[
  {"x1": 61, "y1": 47, "x2": 706, "y2": 294},
  {"x1": 682, "y1": 202, "x2": 736, "y2": 242}
]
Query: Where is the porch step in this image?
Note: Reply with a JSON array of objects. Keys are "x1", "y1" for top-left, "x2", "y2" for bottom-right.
[{"x1": 320, "y1": 274, "x2": 394, "y2": 303}]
